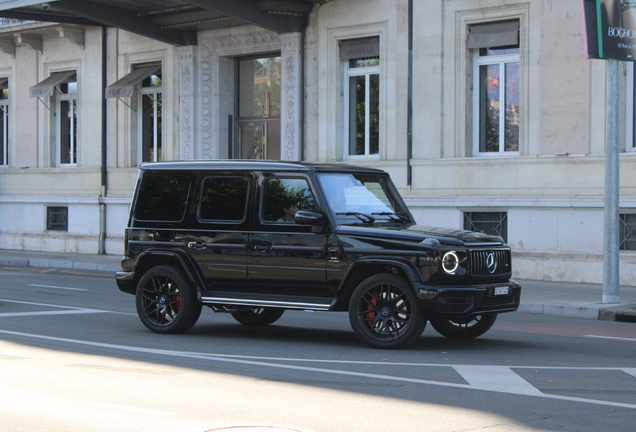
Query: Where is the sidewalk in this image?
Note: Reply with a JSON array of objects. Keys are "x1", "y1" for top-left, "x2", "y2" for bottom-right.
[{"x1": 0, "y1": 249, "x2": 634, "y2": 323}]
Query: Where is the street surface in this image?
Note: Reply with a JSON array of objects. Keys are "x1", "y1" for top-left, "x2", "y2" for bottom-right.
[{"x1": 0, "y1": 266, "x2": 635, "y2": 432}]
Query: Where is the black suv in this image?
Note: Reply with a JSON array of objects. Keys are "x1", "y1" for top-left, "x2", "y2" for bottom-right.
[{"x1": 116, "y1": 161, "x2": 521, "y2": 348}]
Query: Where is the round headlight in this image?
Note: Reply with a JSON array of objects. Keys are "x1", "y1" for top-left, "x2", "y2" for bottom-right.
[{"x1": 441, "y1": 251, "x2": 459, "y2": 274}]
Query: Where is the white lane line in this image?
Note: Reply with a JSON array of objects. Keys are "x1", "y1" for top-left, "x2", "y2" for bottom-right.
[
  {"x1": 29, "y1": 284, "x2": 87, "y2": 292},
  {"x1": 85, "y1": 402, "x2": 174, "y2": 417},
  {"x1": 584, "y1": 335, "x2": 636, "y2": 342},
  {"x1": 1, "y1": 329, "x2": 636, "y2": 410},
  {"x1": 0, "y1": 298, "x2": 87, "y2": 309},
  {"x1": 0, "y1": 310, "x2": 105, "y2": 318},
  {"x1": 452, "y1": 365, "x2": 543, "y2": 396}
]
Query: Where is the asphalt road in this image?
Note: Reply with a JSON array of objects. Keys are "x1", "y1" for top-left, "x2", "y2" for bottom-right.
[{"x1": 0, "y1": 266, "x2": 635, "y2": 432}]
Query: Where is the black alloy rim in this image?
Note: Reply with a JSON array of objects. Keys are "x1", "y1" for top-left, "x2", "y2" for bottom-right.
[
  {"x1": 356, "y1": 283, "x2": 412, "y2": 340},
  {"x1": 140, "y1": 274, "x2": 182, "y2": 326}
]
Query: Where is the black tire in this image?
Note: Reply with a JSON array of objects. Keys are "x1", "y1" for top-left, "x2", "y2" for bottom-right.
[
  {"x1": 348, "y1": 274, "x2": 426, "y2": 349},
  {"x1": 430, "y1": 313, "x2": 497, "y2": 339},
  {"x1": 135, "y1": 265, "x2": 202, "y2": 334},
  {"x1": 231, "y1": 307, "x2": 285, "y2": 326}
]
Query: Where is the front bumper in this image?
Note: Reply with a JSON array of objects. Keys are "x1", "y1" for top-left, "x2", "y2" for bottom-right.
[{"x1": 416, "y1": 280, "x2": 521, "y2": 319}]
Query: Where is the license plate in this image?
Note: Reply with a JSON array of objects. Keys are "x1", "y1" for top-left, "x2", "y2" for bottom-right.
[{"x1": 494, "y1": 286, "x2": 510, "y2": 296}]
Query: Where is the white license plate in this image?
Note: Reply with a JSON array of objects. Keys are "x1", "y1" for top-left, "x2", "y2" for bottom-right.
[{"x1": 494, "y1": 286, "x2": 510, "y2": 296}]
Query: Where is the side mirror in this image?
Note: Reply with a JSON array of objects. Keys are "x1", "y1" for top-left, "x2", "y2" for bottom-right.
[{"x1": 294, "y1": 210, "x2": 325, "y2": 226}]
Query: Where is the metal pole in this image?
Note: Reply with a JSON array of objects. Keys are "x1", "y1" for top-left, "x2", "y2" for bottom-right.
[{"x1": 603, "y1": 58, "x2": 620, "y2": 304}]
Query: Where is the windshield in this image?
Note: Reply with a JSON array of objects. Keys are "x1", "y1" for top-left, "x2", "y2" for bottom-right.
[{"x1": 317, "y1": 173, "x2": 412, "y2": 224}]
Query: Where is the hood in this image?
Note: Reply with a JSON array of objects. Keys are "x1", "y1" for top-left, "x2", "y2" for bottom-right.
[{"x1": 335, "y1": 224, "x2": 505, "y2": 247}]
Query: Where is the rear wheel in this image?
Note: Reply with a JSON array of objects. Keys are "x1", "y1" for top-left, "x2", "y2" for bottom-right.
[
  {"x1": 348, "y1": 274, "x2": 426, "y2": 349},
  {"x1": 231, "y1": 307, "x2": 284, "y2": 326},
  {"x1": 135, "y1": 265, "x2": 202, "y2": 334},
  {"x1": 429, "y1": 313, "x2": 497, "y2": 339}
]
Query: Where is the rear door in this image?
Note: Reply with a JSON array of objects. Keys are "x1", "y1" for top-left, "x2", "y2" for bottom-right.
[{"x1": 186, "y1": 173, "x2": 253, "y2": 292}]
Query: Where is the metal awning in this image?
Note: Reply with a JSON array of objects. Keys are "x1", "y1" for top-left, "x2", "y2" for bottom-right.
[
  {"x1": 467, "y1": 20, "x2": 519, "y2": 49},
  {"x1": 29, "y1": 70, "x2": 76, "y2": 97},
  {"x1": 0, "y1": 0, "x2": 320, "y2": 46},
  {"x1": 106, "y1": 65, "x2": 160, "y2": 98}
]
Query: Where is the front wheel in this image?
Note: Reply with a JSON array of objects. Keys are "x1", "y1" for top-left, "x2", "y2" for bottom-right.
[
  {"x1": 348, "y1": 274, "x2": 426, "y2": 349},
  {"x1": 429, "y1": 313, "x2": 497, "y2": 339},
  {"x1": 231, "y1": 307, "x2": 284, "y2": 326},
  {"x1": 135, "y1": 265, "x2": 202, "y2": 334}
]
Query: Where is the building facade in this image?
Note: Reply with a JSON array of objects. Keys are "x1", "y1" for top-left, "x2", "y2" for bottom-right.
[{"x1": 0, "y1": 0, "x2": 635, "y2": 286}]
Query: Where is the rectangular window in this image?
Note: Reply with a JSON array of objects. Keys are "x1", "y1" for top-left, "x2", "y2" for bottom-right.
[
  {"x1": 262, "y1": 177, "x2": 315, "y2": 222},
  {"x1": 56, "y1": 80, "x2": 77, "y2": 165},
  {"x1": 343, "y1": 37, "x2": 380, "y2": 158},
  {"x1": 199, "y1": 177, "x2": 249, "y2": 221},
  {"x1": 620, "y1": 214, "x2": 636, "y2": 250},
  {"x1": 464, "y1": 211, "x2": 508, "y2": 242},
  {"x1": 0, "y1": 82, "x2": 8, "y2": 166},
  {"x1": 47, "y1": 206, "x2": 68, "y2": 231},
  {"x1": 140, "y1": 71, "x2": 162, "y2": 162},
  {"x1": 134, "y1": 174, "x2": 191, "y2": 222},
  {"x1": 471, "y1": 21, "x2": 520, "y2": 156}
]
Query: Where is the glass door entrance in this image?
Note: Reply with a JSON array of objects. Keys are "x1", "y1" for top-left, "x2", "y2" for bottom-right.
[{"x1": 237, "y1": 55, "x2": 281, "y2": 160}]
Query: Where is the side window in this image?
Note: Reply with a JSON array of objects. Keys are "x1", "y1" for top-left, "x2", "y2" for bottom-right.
[
  {"x1": 262, "y1": 177, "x2": 316, "y2": 223},
  {"x1": 134, "y1": 174, "x2": 190, "y2": 222},
  {"x1": 199, "y1": 177, "x2": 249, "y2": 222},
  {"x1": 470, "y1": 20, "x2": 520, "y2": 156}
]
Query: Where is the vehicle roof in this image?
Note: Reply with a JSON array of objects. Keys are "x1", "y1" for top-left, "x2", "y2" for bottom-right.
[{"x1": 139, "y1": 160, "x2": 387, "y2": 174}]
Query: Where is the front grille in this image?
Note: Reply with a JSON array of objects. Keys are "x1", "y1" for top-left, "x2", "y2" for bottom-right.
[{"x1": 470, "y1": 249, "x2": 511, "y2": 276}]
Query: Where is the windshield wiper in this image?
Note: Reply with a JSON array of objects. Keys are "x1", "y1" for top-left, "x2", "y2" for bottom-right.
[
  {"x1": 336, "y1": 212, "x2": 376, "y2": 224},
  {"x1": 372, "y1": 212, "x2": 410, "y2": 222}
]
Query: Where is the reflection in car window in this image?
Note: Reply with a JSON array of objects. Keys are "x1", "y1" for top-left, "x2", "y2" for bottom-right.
[
  {"x1": 135, "y1": 174, "x2": 191, "y2": 222},
  {"x1": 263, "y1": 178, "x2": 315, "y2": 222},
  {"x1": 317, "y1": 173, "x2": 403, "y2": 218},
  {"x1": 199, "y1": 177, "x2": 249, "y2": 221}
]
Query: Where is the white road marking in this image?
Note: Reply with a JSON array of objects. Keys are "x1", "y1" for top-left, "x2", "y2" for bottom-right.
[
  {"x1": 0, "y1": 298, "x2": 106, "y2": 317},
  {"x1": 29, "y1": 284, "x2": 87, "y2": 291},
  {"x1": 85, "y1": 402, "x2": 174, "y2": 417},
  {"x1": 584, "y1": 334, "x2": 636, "y2": 342},
  {"x1": 452, "y1": 365, "x2": 543, "y2": 396},
  {"x1": 0, "y1": 310, "x2": 104, "y2": 318},
  {"x1": 1, "y1": 329, "x2": 636, "y2": 410},
  {"x1": 623, "y1": 368, "x2": 636, "y2": 378}
]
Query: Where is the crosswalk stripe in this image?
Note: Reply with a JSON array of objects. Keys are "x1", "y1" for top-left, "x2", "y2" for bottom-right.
[{"x1": 452, "y1": 365, "x2": 544, "y2": 396}]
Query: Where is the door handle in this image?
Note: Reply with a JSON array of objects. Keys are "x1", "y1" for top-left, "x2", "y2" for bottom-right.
[
  {"x1": 187, "y1": 241, "x2": 207, "y2": 250},
  {"x1": 252, "y1": 244, "x2": 271, "y2": 251}
]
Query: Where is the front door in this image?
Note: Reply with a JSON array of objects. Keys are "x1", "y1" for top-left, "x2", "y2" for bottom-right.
[
  {"x1": 250, "y1": 174, "x2": 330, "y2": 298},
  {"x1": 236, "y1": 55, "x2": 281, "y2": 160}
]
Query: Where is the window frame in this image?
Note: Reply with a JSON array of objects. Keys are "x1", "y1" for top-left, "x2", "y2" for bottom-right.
[
  {"x1": 343, "y1": 57, "x2": 380, "y2": 160},
  {"x1": 55, "y1": 78, "x2": 78, "y2": 166},
  {"x1": 137, "y1": 69, "x2": 163, "y2": 164},
  {"x1": 0, "y1": 82, "x2": 8, "y2": 167},
  {"x1": 472, "y1": 48, "x2": 520, "y2": 157}
]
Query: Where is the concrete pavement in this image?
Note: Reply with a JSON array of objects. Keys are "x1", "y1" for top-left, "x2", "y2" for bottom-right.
[{"x1": 0, "y1": 249, "x2": 634, "y2": 323}]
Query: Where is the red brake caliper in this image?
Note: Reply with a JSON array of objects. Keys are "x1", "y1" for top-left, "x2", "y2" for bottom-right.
[{"x1": 366, "y1": 294, "x2": 378, "y2": 320}]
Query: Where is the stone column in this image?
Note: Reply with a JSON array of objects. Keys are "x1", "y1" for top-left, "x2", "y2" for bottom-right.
[
  {"x1": 280, "y1": 32, "x2": 303, "y2": 161},
  {"x1": 177, "y1": 45, "x2": 197, "y2": 160}
]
